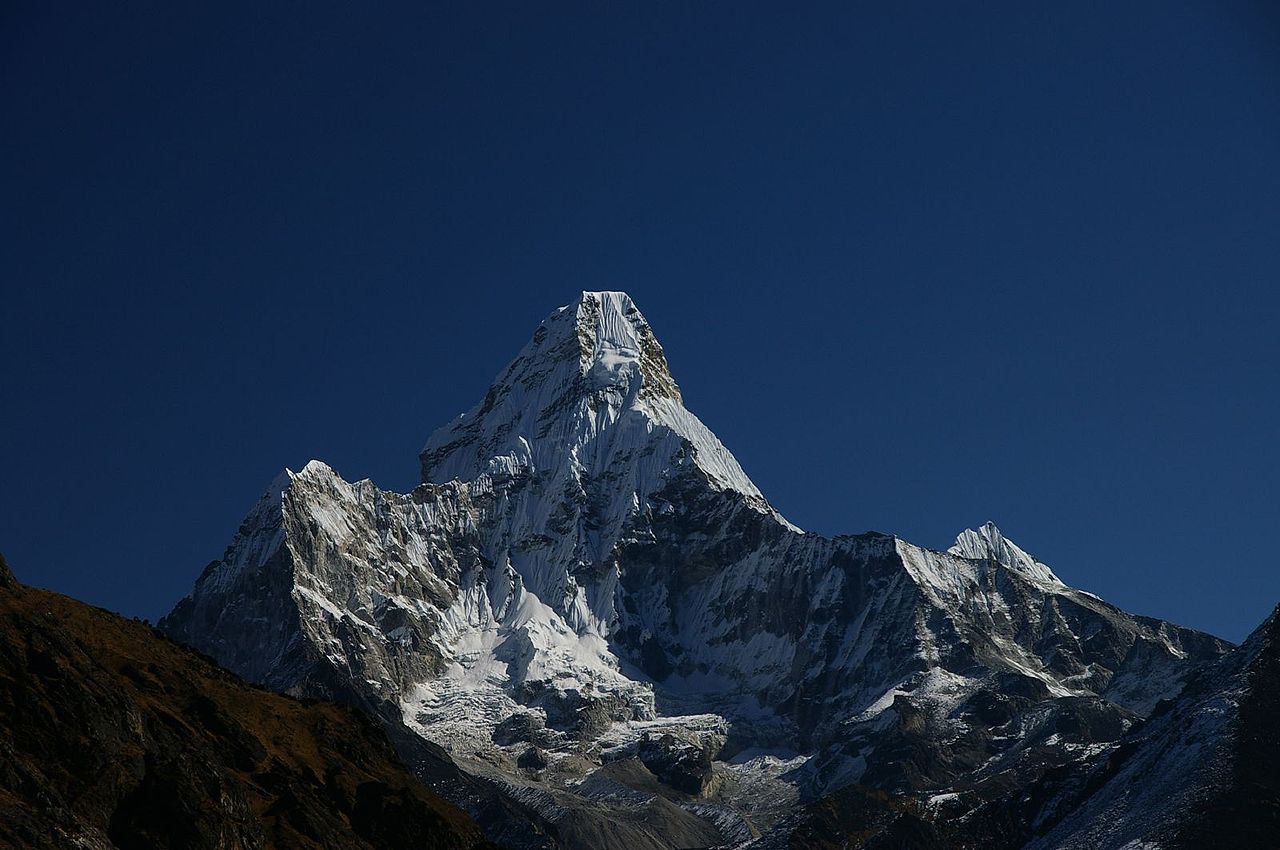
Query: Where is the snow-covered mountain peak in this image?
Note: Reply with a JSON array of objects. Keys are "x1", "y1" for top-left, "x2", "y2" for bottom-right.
[
  {"x1": 948, "y1": 521, "x2": 1062, "y2": 585},
  {"x1": 268, "y1": 458, "x2": 336, "y2": 486},
  {"x1": 418, "y1": 291, "x2": 777, "y2": 511},
  {"x1": 572, "y1": 290, "x2": 682, "y2": 401},
  {"x1": 406, "y1": 292, "x2": 794, "y2": 681},
  {"x1": 259, "y1": 460, "x2": 341, "y2": 508},
  {"x1": 163, "y1": 292, "x2": 1242, "y2": 849},
  {"x1": 297, "y1": 458, "x2": 336, "y2": 476}
]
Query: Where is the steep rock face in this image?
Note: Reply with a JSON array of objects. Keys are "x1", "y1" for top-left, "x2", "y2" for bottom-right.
[
  {"x1": 161, "y1": 292, "x2": 1232, "y2": 847},
  {"x1": 164, "y1": 467, "x2": 483, "y2": 705},
  {"x1": 0, "y1": 555, "x2": 490, "y2": 850}
]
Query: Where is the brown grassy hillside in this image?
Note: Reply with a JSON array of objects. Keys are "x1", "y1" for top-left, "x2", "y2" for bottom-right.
[{"x1": 0, "y1": 554, "x2": 493, "y2": 850}]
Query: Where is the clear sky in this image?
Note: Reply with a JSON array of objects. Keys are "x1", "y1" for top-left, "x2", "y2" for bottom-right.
[{"x1": 3, "y1": 2, "x2": 1277, "y2": 641}]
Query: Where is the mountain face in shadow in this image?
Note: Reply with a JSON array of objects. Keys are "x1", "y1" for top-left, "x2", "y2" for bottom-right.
[{"x1": 0, "y1": 554, "x2": 493, "y2": 850}]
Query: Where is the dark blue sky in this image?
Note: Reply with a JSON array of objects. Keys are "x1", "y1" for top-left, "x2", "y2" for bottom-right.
[{"x1": 3, "y1": 2, "x2": 1277, "y2": 641}]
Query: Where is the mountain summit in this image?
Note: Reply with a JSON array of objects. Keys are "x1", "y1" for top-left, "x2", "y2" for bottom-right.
[
  {"x1": 420, "y1": 290, "x2": 776, "y2": 506},
  {"x1": 162, "y1": 293, "x2": 1233, "y2": 849},
  {"x1": 422, "y1": 291, "x2": 682, "y2": 483}
]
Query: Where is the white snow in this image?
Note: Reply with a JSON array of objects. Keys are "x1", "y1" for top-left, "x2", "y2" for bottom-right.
[{"x1": 948, "y1": 521, "x2": 1063, "y2": 587}]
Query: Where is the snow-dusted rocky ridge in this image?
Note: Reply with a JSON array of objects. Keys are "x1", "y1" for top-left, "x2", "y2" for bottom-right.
[{"x1": 162, "y1": 292, "x2": 1233, "y2": 849}]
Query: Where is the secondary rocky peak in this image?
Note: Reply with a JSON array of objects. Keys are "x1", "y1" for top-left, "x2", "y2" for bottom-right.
[
  {"x1": 1236, "y1": 602, "x2": 1280, "y2": 666},
  {"x1": 268, "y1": 458, "x2": 331, "y2": 485},
  {"x1": 948, "y1": 521, "x2": 1063, "y2": 585}
]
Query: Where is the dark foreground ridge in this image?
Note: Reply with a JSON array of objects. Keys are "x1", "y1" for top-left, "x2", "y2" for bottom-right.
[{"x1": 0, "y1": 553, "x2": 493, "y2": 850}]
